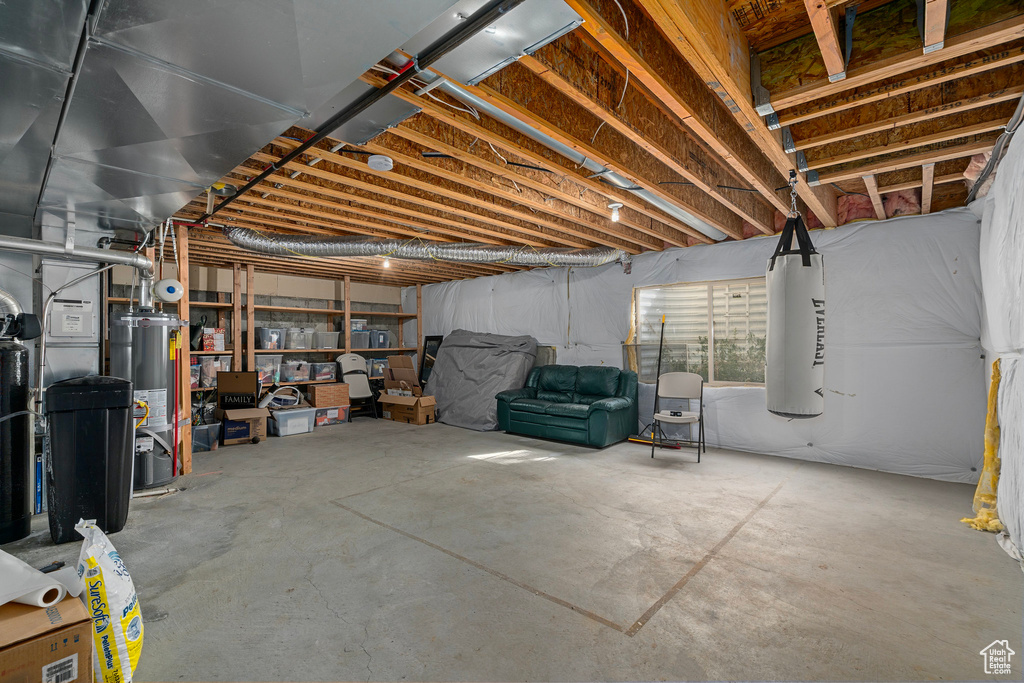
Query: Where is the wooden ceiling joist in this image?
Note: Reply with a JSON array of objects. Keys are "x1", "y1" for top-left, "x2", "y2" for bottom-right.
[
  {"x1": 923, "y1": 0, "x2": 950, "y2": 52},
  {"x1": 276, "y1": 132, "x2": 660, "y2": 251},
  {"x1": 470, "y1": 63, "x2": 751, "y2": 240},
  {"x1": 564, "y1": 0, "x2": 792, "y2": 217},
  {"x1": 777, "y1": 44, "x2": 1024, "y2": 129},
  {"x1": 794, "y1": 84, "x2": 1024, "y2": 151},
  {"x1": 877, "y1": 171, "x2": 963, "y2": 195},
  {"x1": 768, "y1": 14, "x2": 1024, "y2": 112},
  {"x1": 632, "y1": 0, "x2": 839, "y2": 226},
  {"x1": 921, "y1": 163, "x2": 936, "y2": 214},
  {"x1": 519, "y1": 30, "x2": 775, "y2": 234},
  {"x1": 862, "y1": 175, "x2": 886, "y2": 220},
  {"x1": 817, "y1": 137, "x2": 996, "y2": 185},
  {"x1": 803, "y1": 0, "x2": 846, "y2": 81},
  {"x1": 362, "y1": 72, "x2": 716, "y2": 245},
  {"x1": 805, "y1": 118, "x2": 1008, "y2": 171}
]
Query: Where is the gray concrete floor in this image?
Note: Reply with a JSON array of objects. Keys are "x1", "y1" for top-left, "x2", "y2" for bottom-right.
[{"x1": 7, "y1": 420, "x2": 1022, "y2": 681}]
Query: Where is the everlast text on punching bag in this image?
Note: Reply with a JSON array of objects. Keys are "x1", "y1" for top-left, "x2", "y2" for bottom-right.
[{"x1": 765, "y1": 210, "x2": 825, "y2": 418}]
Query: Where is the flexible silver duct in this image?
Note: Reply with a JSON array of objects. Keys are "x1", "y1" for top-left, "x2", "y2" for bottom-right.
[
  {"x1": 224, "y1": 227, "x2": 627, "y2": 267},
  {"x1": 0, "y1": 287, "x2": 23, "y2": 319}
]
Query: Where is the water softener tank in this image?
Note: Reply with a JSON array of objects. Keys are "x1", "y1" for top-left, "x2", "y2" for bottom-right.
[
  {"x1": 110, "y1": 309, "x2": 180, "y2": 489},
  {"x1": 0, "y1": 340, "x2": 31, "y2": 544}
]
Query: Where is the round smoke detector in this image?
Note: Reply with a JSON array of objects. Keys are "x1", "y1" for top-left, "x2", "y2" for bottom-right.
[{"x1": 367, "y1": 154, "x2": 394, "y2": 172}]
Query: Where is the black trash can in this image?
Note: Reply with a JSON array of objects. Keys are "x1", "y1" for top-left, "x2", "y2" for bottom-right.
[{"x1": 45, "y1": 376, "x2": 134, "y2": 544}]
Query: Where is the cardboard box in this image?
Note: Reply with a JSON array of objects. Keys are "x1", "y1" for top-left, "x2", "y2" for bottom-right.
[
  {"x1": 378, "y1": 393, "x2": 436, "y2": 425},
  {"x1": 384, "y1": 355, "x2": 420, "y2": 388},
  {"x1": 217, "y1": 372, "x2": 260, "y2": 409},
  {"x1": 216, "y1": 407, "x2": 269, "y2": 445},
  {"x1": 202, "y1": 327, "x2": 226, "y2": 352},
  {"x1": 314, "y1": 405, "x2": 350, "y2": 427},
  {"x1": 307, "y1": 382, "x2": 349, "y2": 408},
  {"x1": 0, "y1": 597, "x2": 93, "y2": 683}
]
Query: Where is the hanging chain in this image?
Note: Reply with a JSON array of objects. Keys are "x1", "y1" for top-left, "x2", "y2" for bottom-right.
[{"x1": 788, "y1": 170, "x2": 800, "y2": 218}]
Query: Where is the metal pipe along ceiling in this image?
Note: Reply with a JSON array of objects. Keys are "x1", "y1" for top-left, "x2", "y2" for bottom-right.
[{"x1": 223, "y1": 227, "x2": 627, "y2": 267}]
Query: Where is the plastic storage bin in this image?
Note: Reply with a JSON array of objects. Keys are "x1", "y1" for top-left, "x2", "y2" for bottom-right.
[
  {"x1": 311, "y1": 362, "x2": 336, "y2": 381},
  {"x1": 200, "y1": 355, "x2": 232, "y2": 387},
  {"x1": 268, "y1": 407, "x2": 317, "y2": 436},
  {"x1": 44, "y1": 376, "x2": 134, "y2": 544},
  {"x1": 351, "y1": 330, "x2": 370, "y2": 349},
  {"x1": 369, "y1": 330, "x2": 389, "y2": 349},
  {"x1": 190, "y1": 364, "x2": 201, "y2": 389},
  {"x1": 256, "y1": 327, "x2": 284, "y2": 350},
  {"x1": 285, "y1": 327, "x2": 314, "y2": 349},
  {"x1": 191, "y1": 423, "x2": 221, "y2": 452},
  {"x1": 313, "y1": 330, "x2": 340, "y2": 349},
  {"x1": 279, "y1": 361, "x2": 310, "y2": 382},
  {"x1": 350, "y1": 318, "x2": 367, "y2": 331},
  {"x1": 255, "y1": 354, "x2": 283, "y2": 385}
]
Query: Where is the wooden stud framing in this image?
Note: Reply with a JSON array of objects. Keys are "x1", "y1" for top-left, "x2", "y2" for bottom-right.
[
  {"x1": 245, "y1": 264, "x2": 255, "y2": 373},
  {"x1": 416, "y1": 284, "x2": 423, "y2": 362},
  {"x1": 804, "y1": 0, "x2": 846, "y2": 81},
  {"x1": 921, "y1": 163, "x2": 936, "y2": 214},
  {"x1": 344, "y1": 276, "x2": 351, "y2": 353},
  {"x1": 924, "y1": 0, "x2": 950, "y2": 52},
  {"x1": 863, "y1": 175, "x2": 886, "y2": 220},
  {"x1": 176, "y1": 222, "x2": 192, "y2": 475},
  {"x1": 231, "y1": 264, "x2": 242, "y2": 370}
]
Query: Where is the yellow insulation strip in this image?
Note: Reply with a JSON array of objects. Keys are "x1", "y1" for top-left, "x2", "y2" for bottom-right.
[{"x1": 961, "y1": 359, "x2": 1004, "y2": 532}]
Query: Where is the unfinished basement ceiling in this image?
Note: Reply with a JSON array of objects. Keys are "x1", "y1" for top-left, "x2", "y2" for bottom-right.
[{"x1": 169, "y1": 0, "x2": 1023, "y2": 285}]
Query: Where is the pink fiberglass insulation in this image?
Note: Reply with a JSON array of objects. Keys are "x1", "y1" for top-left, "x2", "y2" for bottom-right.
[
  {"x1": 884, "y1": 189, "x2": 921, "y2": 217},
  {"x1": 838, "y1": 193, "x2": 876, "y2": 223}
]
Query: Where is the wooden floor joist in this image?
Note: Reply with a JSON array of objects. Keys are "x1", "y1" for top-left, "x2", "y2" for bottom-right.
[
  {"x1": 769, "y1": 14, "x2": 1024, "y2": 112},
  {"x1": 921, "y1": 164, "x2": 936, "y2": 214},
  {"x1": 862, "y1": 175, "x2": 886, "y2": 220},
  {"x1": 817, "y1": 137, "x2": 996, "y2": 185},
  {"x1": 877, "y1": 171, "x2": 963, "y2": 195},
  {"x1": 633, "y1": 0, "x2": 839, "y2": 226},
  {"x1": 804, "y1": 0, "x2": 846, "y2": 81}
]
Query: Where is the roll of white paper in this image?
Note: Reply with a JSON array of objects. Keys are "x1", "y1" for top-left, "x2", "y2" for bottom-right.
[{"x1": 0, "y1": 549, "x2": 69, "y2": 608}]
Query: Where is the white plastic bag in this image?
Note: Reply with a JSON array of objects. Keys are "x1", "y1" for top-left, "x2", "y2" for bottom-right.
[{"x1": 75, "y1": 519, "x2": 144, "y2": 682}]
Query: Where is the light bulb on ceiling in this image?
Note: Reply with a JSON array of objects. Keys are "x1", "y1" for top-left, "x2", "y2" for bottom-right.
[
  {"x1": 383, "y1": 258, "x2": 391, "y2": 269},
  {"x1": 608, "y1": 202, "x2": 623, "y2": 222}
]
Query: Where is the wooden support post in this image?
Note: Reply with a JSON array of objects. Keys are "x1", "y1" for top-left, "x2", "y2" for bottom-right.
[
  {"x1": 804, "y1": 0, "x2": 846, "y2": 81},
  {"x1": 175, "y1": 223, "x2": 192, "y2": 475},
  {"x1": 863, "y1": 175, "x2": 887, "y2": 220},
  {"x1": 924, "y1": 0, "x2": 949, "y2": 52},
  {"x1": 245, "y1": 264, "x2": 255, "y2": 372},
  {"x1": 232, "y1": 263, "x2": 242, "y2": 370},
  {"x1": 416, "y1": 284, "x2": 423, "y2": 361},
  {"x1": 216, "y1": 292, "x2": 228, "y2": 329},
  {"x1": 921, "y1": 164, "x2": 936, "y2": 214},
  {"x1": 343, "y1": 276, "x2": 351, "y2": 353}
]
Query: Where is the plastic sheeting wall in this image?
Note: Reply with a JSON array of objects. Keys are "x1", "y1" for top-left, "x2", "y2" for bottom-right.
[
  {"x1": 404, "y1": 208, "x2": 985, "y2": 483},
  {"x1": 980, "y1": 128, "x2": 1024, "y2": 559}
]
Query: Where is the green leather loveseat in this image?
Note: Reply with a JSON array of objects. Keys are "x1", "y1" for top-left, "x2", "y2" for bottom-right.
[{"x1": 496, "y1": 365, "x2": 638, "y2": 447}]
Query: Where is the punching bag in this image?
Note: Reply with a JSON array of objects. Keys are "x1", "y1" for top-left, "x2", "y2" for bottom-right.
[{"x1": 765, "y1": 213, "x2": 825, "y2": 418}]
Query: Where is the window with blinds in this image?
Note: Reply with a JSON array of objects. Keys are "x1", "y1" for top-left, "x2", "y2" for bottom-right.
[{"x1": 633, "y1": 278, "x2": 767, "y2": 384}]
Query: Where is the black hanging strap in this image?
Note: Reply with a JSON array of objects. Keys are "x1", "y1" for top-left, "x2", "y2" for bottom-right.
[{"x1": 768, "y1": 214, "x2": 817, "y2": 270}]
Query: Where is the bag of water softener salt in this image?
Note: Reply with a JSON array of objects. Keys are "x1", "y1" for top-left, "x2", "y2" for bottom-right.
[{"x1": 75, "y1": 519, "x2": 144, "y2": 682}]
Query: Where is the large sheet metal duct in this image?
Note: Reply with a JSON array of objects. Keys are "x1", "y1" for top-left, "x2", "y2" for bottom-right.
[
  {"x1": 0, "y1": 0, "x2": 463, "y2": 232},
  {"x1": 223, "y1": 226, "x2": 627, "y2": 267}
]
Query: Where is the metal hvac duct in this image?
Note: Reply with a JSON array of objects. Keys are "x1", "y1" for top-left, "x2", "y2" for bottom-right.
[{"x1": 223, "y1": 227, "x2": 627, "y2": 267}]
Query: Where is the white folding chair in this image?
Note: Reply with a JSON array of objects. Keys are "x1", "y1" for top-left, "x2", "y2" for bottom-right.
[
  {"x1": 651, "y1": 372, "x2": 705, "y2": 461},
  {"x1": 337, "y1": 353, "x2": 377, "y2": 418}
]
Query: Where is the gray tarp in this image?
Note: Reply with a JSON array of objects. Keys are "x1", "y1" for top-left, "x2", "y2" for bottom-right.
[{"x1": 426, "y1": 329, "x2": 537, "y2": 431}]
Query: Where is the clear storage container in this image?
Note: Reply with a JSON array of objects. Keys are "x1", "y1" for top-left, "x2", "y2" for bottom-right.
[
  {"x1": 285, "y1": 327, "x2": 314, "y2": 349},
  {"x1": 268, "y1": 407, "x2": 317, "y2": 436},
  {"x1": 200, "y1": 355, "x2": 232, "y2": 387},
  {"x1": 255, "y1": 354, "x2": 283, "y2": 385},
  {"x1": 350, "y1": 318, "x2": 367, "y2": 331},
  {"x1": 351, "y1": 330, "x2": 370, "y2": 349},
  {"x1": 279, "y1": 361, "x2": 310, "y2": 382},
  {"x1": 313, "y1": 330, "x2": 340, "y2": 349},
  {"x1": 191, "y1": 423, "x2": 221, "y2": 452},
  {"x1": 256, "y1": 327, "x2": 284, "y2": 350},
  {"x1": 311, "y1": 362, "x2": 336, "y2": 381},
  {"x1": 369, "y1": 330, "x2": 389, "y2": 349}
]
